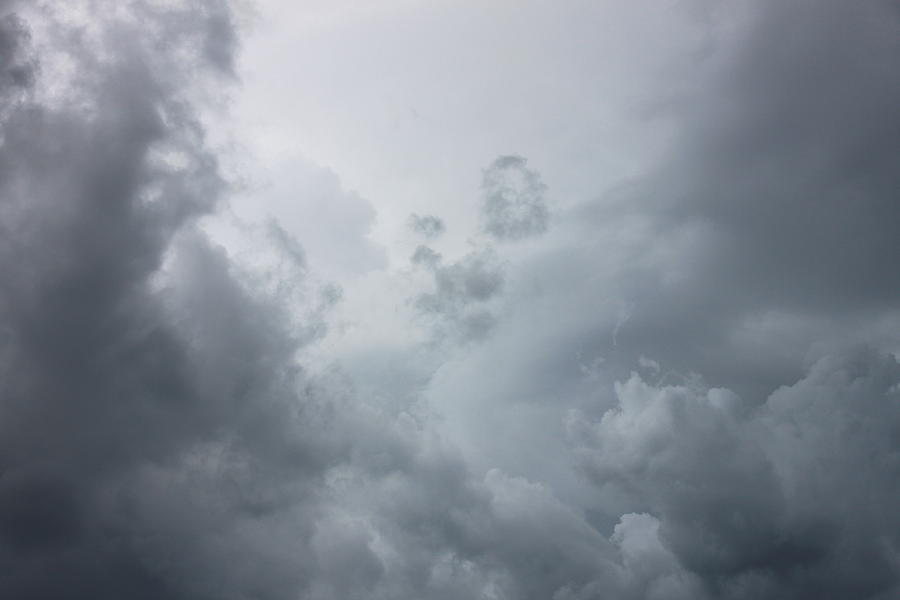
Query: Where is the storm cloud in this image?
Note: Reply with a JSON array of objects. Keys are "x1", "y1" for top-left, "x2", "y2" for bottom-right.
[
  {"x1": 2, "y1": 1, "x2": 900, "y2": 599},
  {"x1": 0, "y1": 2, "x2": 338, "y2": 597}
]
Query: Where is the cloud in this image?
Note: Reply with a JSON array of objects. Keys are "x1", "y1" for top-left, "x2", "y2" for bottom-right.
[
  {"x1": 409, "y1": 213, "x2": 446, "y2": 240},
  {"x1": 667, "y1": 0, "x2": 900, "y2": 310},
  {"x1": 4, "y1": 1, "x2": 900, "y2": 599},
  {"x1": 581, "y1": 0, "x2": 900, "y2": 395},
  {"x1": 213, "y1": 158, "x2": 387, "y2": 282},
  {"x1": 380, "y1": 2, "x2": 900, "y2": 597},
  {"x1": 569, "y1": 349, "x2": 900, "y2": 599},
  {"x1": 481, "y1": 155, "x2": 549, "y2": 241},
  {"x1": 412, "y1": 245, "x2": 505, "y2": 342},
  {"x1": 0, "y1": 2, "x2": 340, "y2": 598},
  {"x1": 0, "y1": 11, "x2": 32, "y2": 103}
]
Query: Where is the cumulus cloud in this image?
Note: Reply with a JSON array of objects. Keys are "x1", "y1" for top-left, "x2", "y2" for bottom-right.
[
  {"x1": 567, "y1": 349, "x2": 900, "y2": 599},
  {"x1": 4, "y1": 0, "x2": 900, "y2": 599},
  {"x1": 394, "y1": 1, "x2": 900, "y2": 597},
  {"x1": 0, "y1": 2, "x2": 339, "y2": 597}
]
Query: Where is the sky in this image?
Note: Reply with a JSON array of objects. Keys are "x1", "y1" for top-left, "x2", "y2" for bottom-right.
[{"x1": 1, "y1": 0, "x2": 900, "y2": 599}]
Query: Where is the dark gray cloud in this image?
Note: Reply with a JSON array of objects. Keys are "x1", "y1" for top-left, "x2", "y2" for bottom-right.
[
  {"x1": 0, "y1": 2, "x2": 339, "y2": 598},
  {"x1": 0, "y1": 11, "x2": 31, "y2": 102},
  {"x1": 546, "y1": 0, "x2": 900, "y2": 402},
  {"x1": 674, "y1": 0, "x2": 900, "y2": 313},
  {"x1": 481, "y1": 155, "x2": 549, "y2": 241}
]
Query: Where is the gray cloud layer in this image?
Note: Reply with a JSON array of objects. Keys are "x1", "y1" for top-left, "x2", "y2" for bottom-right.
[{"x1": 2, "y1": 1, "x2": 900, "y2": 599}]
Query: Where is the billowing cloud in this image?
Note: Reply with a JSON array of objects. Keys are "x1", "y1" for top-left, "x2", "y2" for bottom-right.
[
  {"x1": 3, "y1": 1, "x2": 900, "y2": 599},
  {"x1": 0, "y1": 2, "x2": 337, "y2": 597},
  {"x1": 568, "y1": 349, "x2": 900, "y2": 599}
]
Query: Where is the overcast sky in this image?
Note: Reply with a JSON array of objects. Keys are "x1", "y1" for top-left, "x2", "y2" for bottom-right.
[{"x1": 2, "y1": 1, "x2": 900, "y2": 598}]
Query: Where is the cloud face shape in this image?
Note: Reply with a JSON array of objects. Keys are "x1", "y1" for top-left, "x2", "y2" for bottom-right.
[
  {"x1": 409, "y1": 213, "x2": 446, "y2": 239},
  {"x1": 480, "y1": 155, "x2": 549, "y2": 241}
]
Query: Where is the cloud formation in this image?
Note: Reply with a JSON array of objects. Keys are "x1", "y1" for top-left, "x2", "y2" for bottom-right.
[
  {"x1": 0, "y1": 2, "x2": 338, "y2": 597},
  {"x1": 3, "y1": 1, "x2": 900, "y2": 599},
  {"x1": 568, "y1": 349, "x2": 900, "y2": 599},
  {"x1": 480, "y1": 155, "x2": 549, "y2": 241},
  {"x1": 412, "y1": 244, "x2": 504, "y2": 342},
  {"x1": 409, "y1": 213, "x2": 446, "y2": 240}
]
